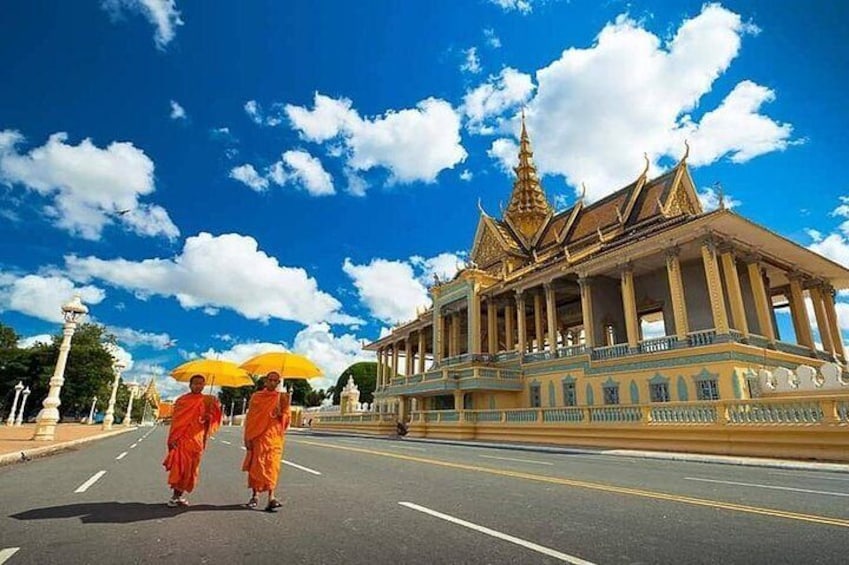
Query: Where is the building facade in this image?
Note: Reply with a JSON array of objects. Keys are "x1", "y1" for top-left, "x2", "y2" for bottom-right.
[{"x1": 366, "y1": 119, "x2": 849, "y2": 421}]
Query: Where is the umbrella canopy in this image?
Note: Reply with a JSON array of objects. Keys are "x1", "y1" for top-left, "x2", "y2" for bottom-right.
[
  {"x1": 170, "y1": 359, "x2": 254, "y2": 388},
  {"x1": 239, "y1": 351, "x2": 323, "y2": 379}
]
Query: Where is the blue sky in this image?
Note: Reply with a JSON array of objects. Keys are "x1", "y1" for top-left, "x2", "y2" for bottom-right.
[{"x1": 2, "y1": 0, "x2": 848, "y2": 397}]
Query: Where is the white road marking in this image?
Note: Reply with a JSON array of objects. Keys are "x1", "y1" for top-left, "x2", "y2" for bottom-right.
[
  {"x1": 240, "y1": 446, "x2": 247, "y2": 451},
  {"x1": 282, "y1": 459, "x2": 322, "y2": 475},
  {"x1": 685, "y1": 477, "x2": 849, "y2": 497},
  {"x1": 221, "y1": 440, "x2": 232, "y2": 445},
  {"x1": 75, "y1": 471, "x2": 107, "y2": 493},
  {"x1": 0, "y1": 548, "x2": 20, "y2": 564},
  {"x1": 129, "y1": 443, "x2": 137, "y2": 449},
  {"x1": 116, "y1": 451, "x2": 128, "y2": 460},
  {"x1": 480, "y1": 454, "x2": 553, "y2": 466},
  {"x1": 399, "y1": 502, "x2": 595, "y2": 564}
]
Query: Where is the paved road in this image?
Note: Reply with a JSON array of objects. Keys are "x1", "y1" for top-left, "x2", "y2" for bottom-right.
[{"x1": 1, "y1": 426, "x2": 848, "y2": 564}]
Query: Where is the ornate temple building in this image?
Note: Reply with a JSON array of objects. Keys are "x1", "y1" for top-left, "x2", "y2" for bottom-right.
[{"x1": 344, "y1": 118, "x2": 849, "y2": 460}]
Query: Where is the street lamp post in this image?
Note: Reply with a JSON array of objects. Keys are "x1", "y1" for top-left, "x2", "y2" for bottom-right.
[
  {"x1": 229, "y1": 400, "x2": 235, "y2": 426},
  {"x1": 33, "y1": 294, "x2": 88, "y2": 441},
  {"x1": 88, "y1": 396, "x2": 97, "y2": 425},
  {"x1": 6, "y1": 381, "x2": 24, "y2": 426},
  {"x1": 14, "y1": 387, "x2": 30, "y2": 426},
  {"x1": 240, "y1": 397, "x2": 247, "y2": 427},
  {"x1": 102, "y1": 360, "x2": 125, "y2": 430},
  {"x1": 124, "y1": 382, "x2": 140, "y2": 427}
]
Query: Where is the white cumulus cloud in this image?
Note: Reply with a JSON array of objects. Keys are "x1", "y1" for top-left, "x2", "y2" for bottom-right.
[
  {"x1": 489, "y1": 0, "x2": 533, "y2": 14},
  {"x1": 101, "y1": 0, "x2": 183, "y2": 50},
  {"x1": 65, "y1": 232, "x2": 359, "y2": 326},
  {"x1": 229, "y1": 164, "x2": 269, "y2": 192},
  {"x1": 269, "y1": 150, "x2": 335, "y2": 196},
  {"x1": 0, "y1": 130, "x2": 179, "y2": 240},
  {"x1": 285, "y1": 93, "x2": 467, "y2": 186},
  {"x1": 0, "y1": 272, "x2": 105, "y2": 323},
  {"x1": 463, "y1": 67, "x2": 534, "y2": 132},
  {"x1": 169, "y1": 100, "x2": 186, "y2": 120},
  {"x1": 486, "y1": 5, "x2": 792, "y2": 202}
]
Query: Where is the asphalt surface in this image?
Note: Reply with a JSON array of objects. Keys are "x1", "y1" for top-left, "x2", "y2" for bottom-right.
[{"x1": 1, "y1": 426, "x2": 848, "y2": 564}]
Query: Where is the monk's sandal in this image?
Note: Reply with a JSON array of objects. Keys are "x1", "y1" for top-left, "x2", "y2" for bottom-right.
[{"x1": 247, "y1": 497, "x2": 258, "y2": 509}]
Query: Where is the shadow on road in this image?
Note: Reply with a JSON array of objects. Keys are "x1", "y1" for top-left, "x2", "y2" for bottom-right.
[{"x1": 10, "y1": 502, "x2": 247, "y2": 524}]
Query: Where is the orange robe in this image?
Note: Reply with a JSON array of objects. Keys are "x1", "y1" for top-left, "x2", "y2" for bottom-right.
[
  {"x1": 163, "y1": 393, "x2": 222, "y2": 493},
  {"x1": 242, "y1": 390, "x2": 290, "y2": 492}
]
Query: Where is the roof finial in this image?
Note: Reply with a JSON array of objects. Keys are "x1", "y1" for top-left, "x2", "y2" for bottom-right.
[
  {"x1": 580, "y1": 182, "x2": 587, "y2": 204},
  {"x1": 680, "y1": 140, "x2": 690, "y2": 164},
  {"x1": 715, "y1": 181, "x2": 725, "y2": 210},
  {"x1": 477, "y1": 197, "x2": 490, "y2": 217},
  {"x1": 642, "y1": 152, "x2": 650, "y2": 177}
]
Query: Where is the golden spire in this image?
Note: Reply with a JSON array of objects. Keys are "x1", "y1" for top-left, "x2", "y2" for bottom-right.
[{"x1": 504, "y1": 111, "x2": 553, "y2": 247}]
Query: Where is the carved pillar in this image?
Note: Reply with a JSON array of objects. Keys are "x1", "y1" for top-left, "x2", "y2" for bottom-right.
[
  {"x1": 451, "y1": 312, "x2": 461, "y2": 357},
  {"x1": 469, "y1": 290, "x2": 482, "y2": 355},
  {"x1": 720, "y1": 249, "x2": 748, "y2": 337},
  {"x1": 377, "y1": 347, "x2": 384, "y2": 388},
  {"x1": 405, "y1": 335, "x2": 413, "y2": 376},
  {"x1": 487, "y1": 300, "x2": 497, "y2": 354},
  {"x1": 545, "y1": 282, "x2": 558, "y2": 352},
  {"x1": 788, "y1": 274, "x2": 814, "y2": 350},
  {"x1": 823, "y1": 286, "x2": 846, "y2": 359},
  {"x1": 533, "y1": 290, "x2": 544, "y2": 352},
  {"x1": 620, "y1": 266, "x2": 639, "y2": 349},
  {"x1": 434, "y1": 309, "x2": 444, "y2": 363},
  {"x1": 665, "y1": 248, "x2": 689, "y2": 341},
  {"x1": 418, "y1": 330, "x2": 426, "y2": 373},
  {"x1": 746, "y1": 261, "x2": 775, "y2": 343},
  {"x1": 515, "y1": 291, "x2": 527, "y2": 354},
  {"x1": 809, "y1": 284, "x2": 834, "y2": 355},
  {"x1": 392, "y1": 344, "x2": 399, "y2": 380},
  {"x1": 505, "y1": 302, "x2": 515, "y2": 352},
  {"x1": 701, "y1": 239, "x2": 729, "y2": 334},
  {"x1": 579, "y1": 277, "x2": 595, "y2": 348}
]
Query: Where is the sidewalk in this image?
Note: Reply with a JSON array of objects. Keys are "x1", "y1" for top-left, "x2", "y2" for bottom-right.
[
  {"x1": 0, "y1": 423, "x2": 135, "y2": 466},
  {"x1": 300, "y1": 428, "x2": 849, "y2": 474}
]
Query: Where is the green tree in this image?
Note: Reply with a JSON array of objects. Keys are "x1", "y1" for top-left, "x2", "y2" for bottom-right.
[
  {"x1": 218, "y1": 382, "x2": 257, "y2": 418},
  {"x1": 304, "y1": 388, "x2": 329, "y2": 407},
  {"x1": 332, "y1": 362, "x2": 377, "y2": 405}
]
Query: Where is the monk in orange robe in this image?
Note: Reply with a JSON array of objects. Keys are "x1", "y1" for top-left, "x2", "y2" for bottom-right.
[
  {"x1": 242, "y1": 371, "x2": 290, "y2": 512},
  {"x1": 163, "y1": 374, "x2": 222, "y2": 507}
]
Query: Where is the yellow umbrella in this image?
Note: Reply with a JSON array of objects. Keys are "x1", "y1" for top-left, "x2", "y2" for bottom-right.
[
  {"x1": 170, "y1": 359, "x2": 254, "y2": 388},
  {"x1": 239, "y1": 351, "x2": 323, "y2": 379}
]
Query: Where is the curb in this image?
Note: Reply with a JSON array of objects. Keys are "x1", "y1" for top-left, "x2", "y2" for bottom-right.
[
  {"x1": 303, "y1": 428, "x2": 849, "y2": 474},
  {"x1": 0, "y1": 426, "x2": 137, "y2": 467}
]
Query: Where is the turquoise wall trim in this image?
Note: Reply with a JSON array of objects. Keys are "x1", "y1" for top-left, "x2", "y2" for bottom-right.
[
  {"x1": 648, "y1": 372, "x2": 669, "y2": 385},
  {"x1": 602, "y1": 377, "x2": 619, "y2": 388},
  {"x1": 520, "y1": 349, "x2": 803, "y2": 378},
  {"x1": 548, "y1": 381, "x2": 556, "y2": 407},
  {"x1": 677, "y1": 375, "x2": 689, "y2": 401},
  {"x1": 561, "y1": 374, "x2": 576, "y2": 384},
  {"x1": 629, "y1": 380, "x2": 639, "y2": 404},
  {"x1": 586, "y1": 384, "x2": 595, "y2": 405},
  {"x1": 732, "y1": 370, "x2": 743, "y2": 399},
  {"x1": 693, "y1": 367, "x2": 719, "y2": 381}
]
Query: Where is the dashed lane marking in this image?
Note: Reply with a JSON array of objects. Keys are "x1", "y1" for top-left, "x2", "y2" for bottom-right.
[
  {"x1": 74, "y1": 471, "x2": 107, "y2": 493},
  {"x1": 480, "y1": 454, "x2": 553, "y2": 466},
  {"x1": 399, "y1": 502, "x2": 595, "y2": 564},
  {"x1": 116, "y1": 451, "x2": 128, "y2": 460},
  {"x1": 282, "y1": 459, "x2": 322, "y2": 476},
  {"x1": 0, "y1": 548, "x2": 21, "y2": 564},
  {"x1": 684, "y1": 477, "x2": 849, "y2": 498}
]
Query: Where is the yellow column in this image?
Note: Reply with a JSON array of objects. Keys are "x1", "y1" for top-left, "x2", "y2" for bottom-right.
[
  {"x1": 451, "y1": 312, "x2": 461, "y2": 357},
  {"x1": 418, "y1": 330, "x2": 426, "y2": 373},
  {"x1": 405, "y1": 335, "x2": 412, "y2": 376},
  {"x1": 376, "y1": 347, "x2": 383, "y2": 389},
  {"x1": 788, "y1": 275, "x2": 814, "y2": 349},
  {"x1": 823, "y1": 286, "x2": 845, "y2": 359},
  {"x1": 665, "y1": 248, "x2": 689, "y2": 341},
  {"x1": 433, "y1": 310, "x2": 443, "y2": 363},
  {"x1": 545, "y1": 282, "x2": 558, "y2": 352},
  {"x1": 487, "y1": 300, "x2": 497, "y2": 354},
  {"x1": 469, "y1": 290, "x2": 482, "y2": 355},
  {"x1": 701, "y1": 240, "x2": 729, "y2": 334},
  {"x1": 505, "y1": 302, "x2": 515, "y2": 352},
  {"x1": 720, "y1": 249, "x2": 748, "y2": 337},
  {"x1": 533, "y1": 290, "x2": 544, "y2": 352},
  {"x1": 453, "y1": 390, "x2": 465, "y2": 411},
  {"x1": 809, "y1": 284, "x2": 834, "y2": 355},
  {"x1": 579, "y1": 277, "x2": 595, "y2": 347},
  {"x1": 746, "y1": 261, "x2": 775, "y2": 343},
  {"x1": 515, "y1": 291, "x2": 527, "y2": 354},
  {"x1": 621, "y1": 267, "x2": 639, "y2": 349}
]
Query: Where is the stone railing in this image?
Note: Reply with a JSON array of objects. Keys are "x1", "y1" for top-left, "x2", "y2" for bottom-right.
[
  {"x1": 412, "y1": 396, "x2": 849, "y2": 427},
  {"x1": 639, "y1": 336, "x2": 676, "y2": 354},
  {"x1": 774, "y1": 341, "x2": 814, "y2": 357},
  {"x1": 591, "y1": 343, "x2": 630, "y2": 360},
  {"x1": 688, "y1": 329, "x2": 717, "y2": 347},
  {"x1": 317, "y1": 413, "x2": 395, "y2": 423}
]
